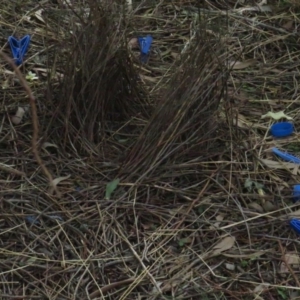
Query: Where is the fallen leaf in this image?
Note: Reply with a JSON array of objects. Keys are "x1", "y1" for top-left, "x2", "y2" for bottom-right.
[
  {"x1": 263, "y1": 201, "x2": 276, "y2": 212},
  {"x1": 211, "y1": 236, "x2": 235, "y2": 256},
  {"x1": 52, "y1": 175, "x2": 70, "y2": 186},
  {"x1": 223, "y1": 250, "x2": 265, "y2": 259},
  {"x1": 11, "y1": 107, "x2": 26, "y2": 125},
  {"x1": 260, "y1": 159, "x2": 300, "y2": 173},
  {"x1": 288, "y1": 209, "x2": 300, "y2": 218},
  {"x1": 128, "y1": 37, "x2": 138, "y2": 49},
  {"x1": 0, "y1": 163, "x2": 25, "y2": 177},
  {"x1": 2, "y1": 79, "x2": 9, "y2": 89},
  {"x1": 248, "y1": 202, "x2": 264, "y2": 213},
  {"x1": 254, "y1": 283, "x2": 270, "y2": 293},
  {"x1": 178, "y1": 237, "x2": 192, "y2": 247},
  {"x1": 257, "y1": 0, "x2": 267, "y2": 5},
  {"x1": 209, "y1": 214, "x2": 224, "y2": 229},
  {"x1": 261, "y1": 111, "x2": 292, "y2": 120},
  {"x1": 49, "y1": 175, "x2": 71, "y2": 195},
  {"x1": 232, "y1": 114, "x2": 266, "y2": 130},
  {"x1": 244, "y1": 178, "x2": 264, "y2": 192},
  {"x1": 258, "y1": 5, "x2": 272, "y2": 12},
  {"x1": 280, "y1": 252, "x2": 300, "y2": 273},
  {"x1": 228, "y1": 60, "x2": 255, "y2": 70},
  {"x1": 26, "y1": 71, "x2": 39, "y2": 81},
  {"x1": 282, "y1": 20, "x2": 294, "y2": 30},
  {"x1": 171, "y1": 52, "x2": 179, "y2": 59},
  {"x1": 151, "y1": 281, "x2": 163, "y2": 294},
  {"x1": 225, "y1": 263, "x2": 235, "y2": 271},
  {"x1": 126, "y1": 0, "x2": 133, "y2": 12},
  {"x1": 105, "y1": 178, "x2": 120, "y2": 200},
  {"x1": 42, "y1": 142, "x2": 59, "y2": 149},
  {"x1": 139, "y1": 74, "x2": 159, "y2": 83},
  {"x1": 34, "y1": 9, "x2": 45, "y2": 23}
]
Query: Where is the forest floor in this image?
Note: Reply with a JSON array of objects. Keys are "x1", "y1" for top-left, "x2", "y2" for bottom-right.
[{"x1": 0, "y1": 0, "x2": 300, "y2": 299}]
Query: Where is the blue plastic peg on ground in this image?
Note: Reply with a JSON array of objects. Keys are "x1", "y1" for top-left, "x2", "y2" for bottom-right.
[
  {"x1": 272, "y1": 148, "x2": 300, "y2": 164},
  {"x1": 138, "y1": 35, "x2": 153, "y2": 63},
  {"x1": 293, "y1": 185, "x2": 300, "y2": 203},
  {"x1": 290, "y1": 219, "x2": 300, "y2": 235},
  {"x1": 8, "y1": 35, "x2": 31, "y2": 65}
]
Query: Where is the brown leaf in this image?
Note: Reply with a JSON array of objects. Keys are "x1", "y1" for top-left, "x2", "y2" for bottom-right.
[
  {"x1": 229, "y1": 60, "x2": 256, "y2": 70},
  {"x1": 248, "y1": 202, "x2": 264, "y2": 213},
  {"x1": 209, "y1": 214, "x2": 225, "y2": 229},
  {"x1": 128, "y1": 38, "x2": 138, "y2": 49},
  {"x1": 211, "y1": 236, "x2": 235, "y2": 256},
  {"x1": 282, "y1": 20, "x2": 294, "y2": 31},
  {"x1": 280, "y1": 253, "x2": 300, "y2": 273},
  {"x1": 260, "y1": 159, "x2": 300, "y2": 174},
  {"x1": 48, "y1": 175, "x2": 71, "y2": 195},
  {"x1": 11, "y1": 107, "x2": 25, "y2": 125},
  {"x1": 288, "y1": 209, "x2": 300, "y2": 218}
]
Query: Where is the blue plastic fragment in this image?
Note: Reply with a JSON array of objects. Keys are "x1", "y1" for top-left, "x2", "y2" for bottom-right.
[
  {"x1": 272, "y1": 147, "x2": 300, "y2": 164},
  {"x1": 138, "y1": 35, "x2": 153, "y2": 62},
  {"x1": 290, "y1": 219, "x2": 300, "y2": 235},
  {"x1": 270, "y1": 122, "x2": 293, "y2": 138},
  {"x1": 49, "y1": 215, "x2": 63, "y2": 222},
  {"x1": 25, "y1": 215, "x2": 40, "y2": 225},
  {"x1": 8, "y1": 35, "x2": 31, "y2": 65},
  {"x1": 293, "y1": 185, "x2": 300, "y2": 203}
]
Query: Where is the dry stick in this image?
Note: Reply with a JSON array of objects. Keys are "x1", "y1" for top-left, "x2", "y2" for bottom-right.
[
  {"x1": 0, "y1": 52, "x2": 59, "y2": 196},
  {"x1": 278, "y1": 240, "x2": 300, "y2": 287},
  {"x1": 89, "y1": 277, "x2": 136, "y2": 299}
]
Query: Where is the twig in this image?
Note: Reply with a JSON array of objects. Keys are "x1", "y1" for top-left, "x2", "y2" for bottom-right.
[
  {"x1": 278, "y1": 241, "x2": 300, "y2": 287},
  {"x1": 0, "y1": 51, "x2": 60, "y2": 197},
  {"x1": 89, "y1": 277, "x2": 136, "y2": 298},
  {"x1": 0, "y1": 163, "x2": 26, "y2": 177}
]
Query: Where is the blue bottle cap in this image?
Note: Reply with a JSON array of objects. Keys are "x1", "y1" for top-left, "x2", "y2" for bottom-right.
[
  {"x1": 270, "y1": 122, "x2": 293, "y2": 138},
  {"x1": 293, "y1": 185, "x2": 300, "y2": 203},
  {"x1": 290, "y1": 219, "x2": 300, "y2": 234},
  {"x1": 8, "y1": 35, "x2": 31, "y2": 65}
]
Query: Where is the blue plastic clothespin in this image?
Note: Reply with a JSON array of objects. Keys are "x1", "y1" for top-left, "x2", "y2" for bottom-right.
[
  {"x1": 8, "y1": 35, "x2": 31, "y2": 65},
  {"x1": 138, "y1": 35, "x2": 153, "y2": 63},
  {"x1": 290, "y1": 219, "x2": 300, "y2": 235},
  {"x1": 272, "y1": 148, "x2": 300, "y2": 164}
]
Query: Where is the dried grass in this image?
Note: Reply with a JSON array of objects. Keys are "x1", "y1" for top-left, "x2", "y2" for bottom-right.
[{"x1": 0, "y1": 0, "x2": 300, "y2": 299}]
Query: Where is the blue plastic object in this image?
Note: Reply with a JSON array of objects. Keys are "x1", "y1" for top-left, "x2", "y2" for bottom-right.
[
  {"x1": 49, "y1": 215, "x2": 63, "y2": 222},
  {"x1": 272, "y1": 147, "x2": 300, "y2": 164},
  {"x1": 270, "y1": 122, "x2": 293, "y2": 138},
  {"x1": 293, "y1": 185, "x2": 300, "y2": 203},
  {"x1": 138, "y1": 35, "x2": 153, "y2": 63},
  {"x1": 290, "y1": 219, "x2": 300, "y2": 235},
  {"x1": 8, "y1": 35, "x2": 31, "y2": 65},
  {"x1": 25, "y1": 215, "x2": 40, "y2": 225}
]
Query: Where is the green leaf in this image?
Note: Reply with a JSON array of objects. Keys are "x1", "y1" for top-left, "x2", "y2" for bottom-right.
[
  {"x1": 241, "y1": 260, "x2": 248, "y2": 267},
  {"x1": 277, "y1": 287, "x2": 288, "y2": 300},
  {"x1": 105, "y1": 179, "x2": 120, "y2": 200},
  {"x1": 244, "y1": 178, "x2": 264, "y2": 192},
  {"x1": 261, "y1": 111, "x2": 292, "y2": 120},
  {"x1": 178, "y1": 237, "x2": 191, "y2": 247}
]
